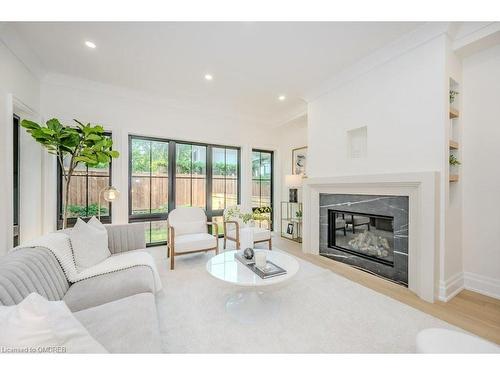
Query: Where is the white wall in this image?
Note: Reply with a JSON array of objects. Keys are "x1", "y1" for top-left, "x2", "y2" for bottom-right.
[
  {"x1": 308, "y1": 36, "x2": 446, "y2": 178},
  {"x1": 461, "y1": 44, "x2": 500, "y2": 299},
  {"x1": 0, "y1": 40, "x2": 41, "y2": 254},
  {"x1": 40, "y1": 74, "x2": 282, "y2": 231},
  {"x1": 307, "y1": 35, "x2": 449, "y2": 299}
]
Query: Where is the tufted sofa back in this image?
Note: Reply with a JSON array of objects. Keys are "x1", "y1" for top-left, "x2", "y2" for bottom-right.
[{"x1": 0, "y1": 247, "x2": 69, "y2": 306}]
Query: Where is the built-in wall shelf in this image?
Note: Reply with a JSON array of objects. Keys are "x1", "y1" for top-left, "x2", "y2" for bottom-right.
[
  {"x1": 449, "y1": 78, "x2": 460, "y2": 184},
  {"x1": 449, "y1": 108, "x2": 459, "y2": 119}
]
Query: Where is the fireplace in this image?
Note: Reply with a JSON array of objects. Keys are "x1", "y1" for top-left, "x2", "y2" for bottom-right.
[
  {"x1": 328, "y1": 210, "x2": 394, "y2": 267},
  {"x1": 319, "y1": 194, "x2": 408, "y2": 286}
]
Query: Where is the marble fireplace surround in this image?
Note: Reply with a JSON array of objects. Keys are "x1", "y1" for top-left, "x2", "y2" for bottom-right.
[{"x1": 302, "y1": 172, "x2": 440, "y2": 302}]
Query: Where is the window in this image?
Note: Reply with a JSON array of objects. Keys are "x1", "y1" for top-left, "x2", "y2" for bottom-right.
[
  {"x1": 175, "y1": 143, "x2": 206, "y2": 208},
  {"x1": 57, "y1": 133, "x2": 112, "y2": 228},
  {"x1": 210, "y1": 147, "x2": 240, "y2": 235},
  {"x1": 211, "y1": 147, "x2": 239, "y2": 211},
  {"x1": 129, "y1": 135, "x2": 240, "y2": 245},
  {"x1": 130, "y1": 138, "x2": 169, "y2": 216},
  {"x1": 252, "y1": 149, "x2": 273, "y2": 230},
  {"x1": 129, "y1": 136, "x2": 170, "y2": 246}
]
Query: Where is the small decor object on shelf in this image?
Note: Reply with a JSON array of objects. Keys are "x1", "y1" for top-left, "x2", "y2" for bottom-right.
[
  {"x1": 449, "y1": 90, "x2": 459, "y2": 104},
  {"x1": 243, "y1": 248, "x2": 254, "y2": 260},
  {"x1": 281, "y1": 201, "x2": 303, "y2": 243},
  {"x1": 449, "y1": 154, "x2": 461, "y2": 166},
  {"x1": 292, "y1": 146, "x2": 307, "y2": 176}
]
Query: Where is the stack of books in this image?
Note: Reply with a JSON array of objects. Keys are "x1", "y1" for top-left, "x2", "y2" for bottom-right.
[{"x1": 235, "y1": 251, "x2": 287, "y2": 279}]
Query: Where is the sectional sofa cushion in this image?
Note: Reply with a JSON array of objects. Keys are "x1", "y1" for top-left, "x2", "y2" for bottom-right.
[
  {"x1": 0, "y1": 247, "x2": 69, "y2": 306},
  {"x1": 63, "y1": 265, "x2": 156, "y2": 312},
  {"x1": 70, "y1": 217, "x2": 111, "y2": 270},
  {"x1": 0, "y1": 293, "x2": 107, "y2": 353},
  {"x1": 74, "y1": 292, "x2": 162, "y2": 353}
]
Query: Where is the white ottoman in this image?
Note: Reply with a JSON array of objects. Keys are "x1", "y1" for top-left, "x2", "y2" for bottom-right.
[{"x1": 416, "y1": 328, "x2": 500, "y2": 353}]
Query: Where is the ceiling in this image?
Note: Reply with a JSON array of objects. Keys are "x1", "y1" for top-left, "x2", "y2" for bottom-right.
[{"x1": 7, "y1": 22, "x2": 423, "y2": 125}]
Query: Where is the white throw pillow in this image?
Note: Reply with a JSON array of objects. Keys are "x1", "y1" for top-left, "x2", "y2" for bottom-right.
[
  {"x1": 0, "y1": 293, "x2": 107, "y2": 353},
  {"x1": 70, "y1": 217, "x2": 111, "y2": 270},
  {"x1": 174, "y1": 221, "x2": 207, "y2": 236}
]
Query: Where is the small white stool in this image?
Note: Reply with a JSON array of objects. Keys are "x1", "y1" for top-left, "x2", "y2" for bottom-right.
[{"x1": 416, "y1": 328, "x2": 500, "y2": 353}]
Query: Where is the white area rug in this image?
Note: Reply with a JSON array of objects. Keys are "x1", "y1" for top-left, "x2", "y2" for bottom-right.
[{"x1": 147, "y1": 245, "x2": 458, "y2": 353}]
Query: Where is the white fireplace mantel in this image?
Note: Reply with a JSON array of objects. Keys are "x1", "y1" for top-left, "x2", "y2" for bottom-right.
[{"x1": 302, "y1": 172, "x2": 440, "y2": 302}]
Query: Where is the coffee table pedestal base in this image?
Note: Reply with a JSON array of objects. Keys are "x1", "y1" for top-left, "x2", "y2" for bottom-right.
[{"x1": 225, "y1": 289, "x2": 280, "y2": 324}]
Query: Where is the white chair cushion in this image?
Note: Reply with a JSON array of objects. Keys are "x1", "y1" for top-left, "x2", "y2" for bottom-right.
[
  {"x1": 227, "y1": 227, "x2": 271, "y2": 242},
  {"x1": 169, "y1": 207, "x2": 208, "y2": 235},
  {"x1": 173, "y1": 221, "x2": 207, "y2": 236},
  {"x1": 174, "y1": 233, "x2": 217, "y2": 253}
]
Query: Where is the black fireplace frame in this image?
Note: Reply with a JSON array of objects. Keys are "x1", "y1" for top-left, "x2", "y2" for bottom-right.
[{"x1": 327, "y1": 209, "x2": 395, "y2": 267}]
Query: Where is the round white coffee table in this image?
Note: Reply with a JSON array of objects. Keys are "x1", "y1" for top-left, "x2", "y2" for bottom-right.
[{"x1": 206, "y1": 250, "x2": 299, "y2": 323}]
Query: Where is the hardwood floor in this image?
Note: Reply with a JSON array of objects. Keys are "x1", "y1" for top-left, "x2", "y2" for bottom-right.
[{"x1": 272, "y1": 236, "x2": 500, "y2": 345}]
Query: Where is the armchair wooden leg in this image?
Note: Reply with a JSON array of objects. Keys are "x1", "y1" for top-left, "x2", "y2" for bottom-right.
[
  {"x1": 167, "y1": 245, "x2": 170, "y2": 258},
  {"x1": 269, "y1": 237, "x2": 272, "y2": 250},
  {"x1": 236, "y1": 240, "x2": 240, "y2": 249},
  {"x1": 170, "y1": 252, "x2": 175, "y2": 270},
  {"x1": 223, "y1": 236, "x2": 227, "y2": 249}
]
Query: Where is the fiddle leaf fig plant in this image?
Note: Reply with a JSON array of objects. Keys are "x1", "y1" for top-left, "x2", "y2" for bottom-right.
[{"x1": 21, "y1": 118, "x2": 119, "y2": 228}]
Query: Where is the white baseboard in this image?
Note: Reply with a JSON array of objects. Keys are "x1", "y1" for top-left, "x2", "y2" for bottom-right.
[
  {"x1": 464, "y1": 272, "x2": 500, "y2": 300},
  {"x1": 438, "y1": 272, "x2": 464, "y2": 302}
]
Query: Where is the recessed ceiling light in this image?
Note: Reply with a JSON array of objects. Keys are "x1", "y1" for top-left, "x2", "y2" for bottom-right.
[
  {"x1": 278, "y1": 95, "x2": 286, "y2": 101},
  {"x1": 204, "y1": 74, "x2": 213, "y2": 81},
  {"x1": 84, "y1": 41, "x2": 96, "y2": 49}
]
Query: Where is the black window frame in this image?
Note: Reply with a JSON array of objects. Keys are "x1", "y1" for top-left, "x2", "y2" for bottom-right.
[
  {"x1": 13, "y1": 115, "x2": 20, "y2": 247},
  {"x1": 251, "y1": 149, "x2": 274, "y2": 231},
  {"x1": 128, "y1": 135, "x2": 241, "y2": 246},
  {"x1": 56, "y1": 132, "x2": 113, "y2": 229}
]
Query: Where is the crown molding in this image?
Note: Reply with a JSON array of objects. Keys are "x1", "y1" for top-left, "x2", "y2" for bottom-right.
[
  {"x1": 303, "y1": 22, "x2": 451, "y2": 103},
  {"x1": 452, "y1": 22, "x2": 500, "y2": 57},
  {"x1": 0, "y1": 23, "x2": 46, "y2": 79}
]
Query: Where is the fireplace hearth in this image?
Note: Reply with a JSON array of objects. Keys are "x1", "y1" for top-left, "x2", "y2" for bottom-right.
[{"x1": 320, "y1": 194, "x2": 409, "y2": 286}]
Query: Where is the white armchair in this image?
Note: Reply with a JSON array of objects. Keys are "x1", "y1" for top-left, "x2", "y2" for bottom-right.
[
  {"x1": 223, "y1": 205, "x2": 272, "y2": 250},
  {"x1": 167, "y1": 207, "x2": 218, "y2": 270}
]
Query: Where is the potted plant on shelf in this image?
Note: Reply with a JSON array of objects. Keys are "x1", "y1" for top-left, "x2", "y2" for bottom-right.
[
  {"x1": 449, "y1": 154, "x2": 461, "y2": 178},
  {"x1": 21, "y1": 118, "x2": 120, "y2": 228},
  {"x1": 449, "y1": 154, "x2": 461, "y2": 166}
]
